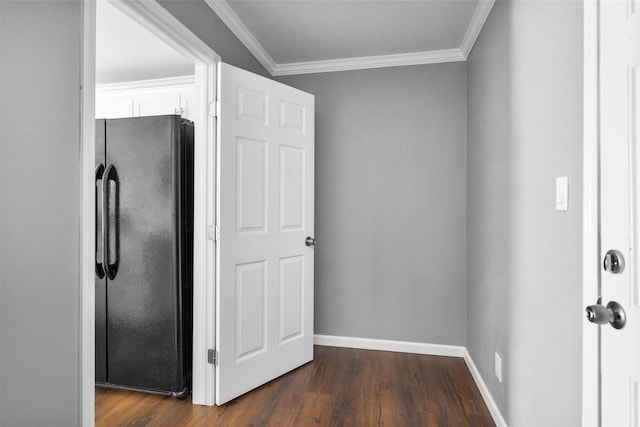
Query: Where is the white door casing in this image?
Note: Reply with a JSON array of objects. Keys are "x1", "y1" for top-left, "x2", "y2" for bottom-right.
[
  {"x1": 599, "y1": 0, "x2": 640, "y2": 425},
  {"x1": 215, "y1": 62, "x2": 315, "y2": 405},
  {"x1": 82, "y1": 1, "x2": 220, "y2": 418}
]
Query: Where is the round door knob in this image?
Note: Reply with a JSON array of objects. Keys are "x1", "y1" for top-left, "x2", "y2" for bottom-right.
[
  {"x1": 305, "y1": 237, "x2": 317, "y2": 247},
  {"x1": 586, "y1": 303, "x2": 610, "y2": 325},
  {"x1": 586, "y1": 298, "x2": 627, "y2": 329}
]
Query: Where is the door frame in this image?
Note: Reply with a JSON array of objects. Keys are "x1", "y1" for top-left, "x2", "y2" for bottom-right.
[
  {"x1": 80, "y1": 0, "x2": 219, "y2": 423},
  {"x1": 582, "y1": 0, "x2": 601, "y2": 425}
]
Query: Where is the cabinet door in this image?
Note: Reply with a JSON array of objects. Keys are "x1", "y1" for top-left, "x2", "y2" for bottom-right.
[
  {"x1": 135, "y1": 92, "x2": 181, "y2": 117},
  {"x1": 95, "y1": 97, "x2": 134, "y2": 119}
]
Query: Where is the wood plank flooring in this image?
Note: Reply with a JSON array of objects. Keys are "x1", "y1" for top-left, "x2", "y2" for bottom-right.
[{"x1": 96, "y1": 346, "x2": 495, "y2": 426}]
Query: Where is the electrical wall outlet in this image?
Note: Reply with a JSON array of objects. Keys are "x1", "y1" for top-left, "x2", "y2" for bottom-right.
[{"x1": 495, "y1": 352, "x2": 503, "y2": 383}]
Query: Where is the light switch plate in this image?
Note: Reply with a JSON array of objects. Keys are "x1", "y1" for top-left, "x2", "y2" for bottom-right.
[
  {"x1": 556, "y1": 176, "x2": 569, "y2": 211},
  {"x1": 495, "y1": 352, "x2": 502, "y2": 383}
]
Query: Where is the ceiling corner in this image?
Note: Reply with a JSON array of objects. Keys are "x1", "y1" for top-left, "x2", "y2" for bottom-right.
[
  {"x1": 203, "y1": 0, "x2": 276, "y2": 75},
  {"x1": 460, "y1": 0, "x2": 496, "y2": 58}
]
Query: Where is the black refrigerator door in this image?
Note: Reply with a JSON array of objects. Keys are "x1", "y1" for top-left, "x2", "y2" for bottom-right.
[
  {"x1": 95, "y1": 119, "x2": 107, "y2": 383},
  {"x1": 104, "y1": 115, "x2": 186, "y2": 393}
]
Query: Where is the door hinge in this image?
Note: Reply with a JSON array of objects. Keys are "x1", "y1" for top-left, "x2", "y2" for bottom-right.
[
  {"x1": 208, "y1": 349, "x2": 218, "y2": 365},
  {"x1": 207, "y1": 225, "x2": 220, "y2": 242},
  {"x1": 208, "y1": 100, "x2": 220, "y2": 118}
]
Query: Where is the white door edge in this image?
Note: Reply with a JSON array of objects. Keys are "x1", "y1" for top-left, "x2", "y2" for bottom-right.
[
  {"x1": 582, "y1": 0, "x2": 600, "y2": 425},
  {"x1": 80, "y1": 1, "x2": 219, "y2": 422}
]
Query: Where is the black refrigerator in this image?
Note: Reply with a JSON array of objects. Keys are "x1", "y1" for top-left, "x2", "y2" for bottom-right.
[{"x1": 95, "y1": 115, "x2": 193, "y2": 398}]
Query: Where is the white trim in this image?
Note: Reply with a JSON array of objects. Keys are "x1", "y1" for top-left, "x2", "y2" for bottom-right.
[
  {"x1": 272, "y1": 49, "x2": 466, "y2": 76},
  {"x1": 313, "y1": 335, "x2": 506, "y2": 426},
  {"x1": 463, "y1": 349, "x2": 508, "y2": 427},
  {"x1": 582, "y1": 0, "x2": 600, "y2": 426},
  {"x1": 82, "y1": 0, "x2": 218, "y2": 413},
  {"x1": 202, "y1": 0, "x2": 276, "y2": 74},
  {"x1": 191, "y1": 62, "x2": 217, "y2": 407},
  {"x1": 313, "y1": 334, "x2": 465, "y2": 358},
  {"x1": 203, "y1": 1, "x2": 493, "y2": 75},
  {"x1": 96, "y1": 75, "x2": 195, "y2": 94},
  {"x1": 108, "y1": 0, "x2": 220, "y2": 65},
  {"x1": 80, "y1": 1, "x2": 97, "y2": 425},
  {"x1": 460, "y1": 0, "x2": 496, "y2": 58}
]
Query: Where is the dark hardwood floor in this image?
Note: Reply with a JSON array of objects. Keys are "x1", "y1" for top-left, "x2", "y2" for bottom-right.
[{"x1": 96, "y1": 346, "x2": 495, "y2": 426}]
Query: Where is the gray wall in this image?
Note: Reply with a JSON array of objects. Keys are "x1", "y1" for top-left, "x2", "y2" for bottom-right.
[
  {"x1": 0, "y1": 1, "x2": 81, "y2": 425},
  {"x1": 0, "y1": 0, "x2": 585, "y2": 424},
  {"x1": 277, "y1": 64, "x2": 468, "y2": 345},
  {"x1": 159, "y1": 0, "x2": 269, "y2": 77},
  {"x1": 466, "y1": 1, "x2": 583, "y2": 425},
  {"x1": 0, "y1": 1, "x2": 266, "y2": 425}
]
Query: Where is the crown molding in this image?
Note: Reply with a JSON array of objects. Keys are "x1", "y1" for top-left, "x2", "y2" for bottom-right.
[
  {"x1": 204, "y1": 0, "x2": 494, "y2": 76},
  {"x1": 460, "y1": 0, "x2": 496, "y2": 58},
  {"x1": 96, "y1": 75, "x2": 195, "y2": 94},
  {"x1": 110, "y1": 0, "x2": 219, "y2": 64},
  {"x1": 272, "y1": 49, "x2": 466, "y2": 76},
  {"x1": 203, "y1": 0, "x2": 276, "y2": 74}
]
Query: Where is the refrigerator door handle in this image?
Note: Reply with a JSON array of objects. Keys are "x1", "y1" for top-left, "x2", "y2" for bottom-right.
[
  {"x1": 95, "y1": 164, "x2": 105, "y2": 279},
  {"x1": 103, "y1": 164, "x2": 119, "y2": 280}
]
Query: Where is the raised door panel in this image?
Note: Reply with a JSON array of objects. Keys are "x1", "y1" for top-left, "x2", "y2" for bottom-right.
[
  {"x1": 280, "y1": 145, "x2": 305, "y2": 232},
  {"x1": 279, "y1": 100, "x2": 305, "y2": 133},
  {"x1": 235, "y1": 261, "x2": 267, "y2": 361},
  {"x1": 236, "y1": 137, "x2": 268, "y2": 234},
  {"x1": 237, "y1": 87, "x2": 268, "y2": 125},
  {"x1": 279, "y1": 256, "x2": 304, "y2": 344}
]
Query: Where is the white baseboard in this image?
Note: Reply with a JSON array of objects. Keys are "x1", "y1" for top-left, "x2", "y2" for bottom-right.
[
  {"x1": 313, "y1": 334, "x2": 507, "y2": 427},
  {"x1": 313, "y1": 334, "x2": 465, "y2": 357},
  {"x1": 463, "y1": 349, "x2": 508, "y2": 427}
]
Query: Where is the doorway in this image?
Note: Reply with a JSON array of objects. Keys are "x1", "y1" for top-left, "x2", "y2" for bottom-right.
[{"x1": 81, "y1": 1, "x2": 219, "y2": 423}]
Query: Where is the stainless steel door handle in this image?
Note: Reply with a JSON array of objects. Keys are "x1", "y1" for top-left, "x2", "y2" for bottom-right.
[
  {"x1": 586, "y1": 297, "x2": 626, "y2": 329},
  {"x1": 95, "y1": 164, "x2": 105, "y2": 279},
  {"x1": 305, "y1": 237, "x2": 317, "y2": 247},
  {"x1": 103, "y1": 164, "x2": 119, "y2": 280}
]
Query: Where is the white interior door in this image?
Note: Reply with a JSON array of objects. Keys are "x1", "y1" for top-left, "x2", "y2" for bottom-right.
[
  {"x1": 215, "y1": 62, "x2": 315, "y2": 405},
  {"x1": 599, "y1": 0, "x2": 640, "y2": 425}
]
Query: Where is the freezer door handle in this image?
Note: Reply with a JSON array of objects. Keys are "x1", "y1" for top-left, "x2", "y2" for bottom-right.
[
  {"x1": 95, "y1": 164, "x2": 105, "y2": 279},
  {"x1": 103, "y1": 164, "x2": 119, "y2": 280}
]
